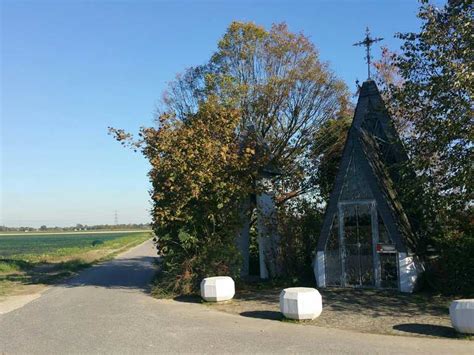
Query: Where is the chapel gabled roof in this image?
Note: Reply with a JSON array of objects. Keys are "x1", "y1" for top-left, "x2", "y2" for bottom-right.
[
  {"x1": 354, "y1": 80, "x2": 409, "y2": 169},
  {"x1": 316, "y1": 80, "x2": 416, "y2": 253},
  {"x1": 357, "y1": 129, "x2": 416, "y2": 251}
]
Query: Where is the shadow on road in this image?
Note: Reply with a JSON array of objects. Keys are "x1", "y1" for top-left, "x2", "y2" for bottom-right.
[
  {"x1": 173, "y1": 295, "x2": 202, "y2": 304},
  {"x1": 393, "y1": 323, "x2": 458, "y2": 338},
  {"x1": 240, "y1": 310, "x2": 283, "y2": 321},
  {"x1": 62, "y1": 256, "x2": 158, "y2": 292}
]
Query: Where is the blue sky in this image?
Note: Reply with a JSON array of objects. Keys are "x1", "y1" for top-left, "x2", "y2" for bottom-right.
[{"x1": 1, "y1": 0, "x2": 444, "y2": 227}]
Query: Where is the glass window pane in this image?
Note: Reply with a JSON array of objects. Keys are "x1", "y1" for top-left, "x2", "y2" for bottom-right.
[
  {"x1": 380, "y1": 253, "x2": 398, "y2": 288},
  {"x1": 344, "y1": 244, "x2": 359, "y2": 285},
  {"x1": 359, "y1": 244, "x2": 374, "y2": 286},
  {"x1": 326, "y1": 213, "x2": 339, "y2": 251},
  {"x1": 357, "y1": 204, "x2": 372, "y2": 246},
  {"x1": 340, "y1": 151, "x2": 374, "y2": 200},
  {"x1": 343, "y1": 205, "x2": 358, "y2": 244},
  {"x1": 325, "y1": 214, "x2": 341, "y2": 286},
  {"x1": 378, "y1": 213, "x2": 393, "y2": 244}
]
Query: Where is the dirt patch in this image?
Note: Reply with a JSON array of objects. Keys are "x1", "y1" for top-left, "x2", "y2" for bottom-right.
[
  {"x1": 207, "y1": 286, "x2": 466, "y2": 339},
  {"x1": 0, "y1": 282, "x2": 46, "y2": 301}
]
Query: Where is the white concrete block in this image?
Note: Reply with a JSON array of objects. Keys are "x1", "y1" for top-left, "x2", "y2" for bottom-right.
[
  {"x1": 450, "y1": 299, "x2": 474, "y2": 334},
  {"x1": 280, "y1": 287, "x2": 322, "y2": 320},
  {"x1": 200, "y1": 276, "x2": 235, "y2": 302}
]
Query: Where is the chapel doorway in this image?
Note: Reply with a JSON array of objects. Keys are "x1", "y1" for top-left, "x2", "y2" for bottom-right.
[{"x1": 339, "y1": 201, "x2": 376, "y2": 287}]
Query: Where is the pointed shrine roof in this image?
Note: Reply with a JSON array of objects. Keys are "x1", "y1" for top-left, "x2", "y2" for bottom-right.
[{"x1": 317, "y1": 80, "x2": 417, "y2": 253}]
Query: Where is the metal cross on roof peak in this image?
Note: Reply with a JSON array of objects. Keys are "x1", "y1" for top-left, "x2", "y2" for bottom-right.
[{"x1": 353, "y1": 27, "x2": 383, "y2": 80}]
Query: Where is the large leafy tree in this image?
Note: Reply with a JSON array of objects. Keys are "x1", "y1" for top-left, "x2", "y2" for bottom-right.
[
  {"x1": 392, "y1": 0, "x2": 473, "y2": 231},
  {"x1": 163, "y1": 22, "x2": 349, "y2": 200},
  {"x1": 112, "y1": 100, "x2": 257, "y2": 294},
  {"x1": 378, "y1": 0, "x2": 473, "y2": 294}
]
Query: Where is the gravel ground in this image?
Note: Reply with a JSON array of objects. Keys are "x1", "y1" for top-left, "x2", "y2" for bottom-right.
[{"x1": 205, "y1": 286, "x2": 468, "y2": 339}]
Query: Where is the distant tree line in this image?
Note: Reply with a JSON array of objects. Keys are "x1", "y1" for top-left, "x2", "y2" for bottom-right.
[{"x1": 0, "y1": 223, "x2": 151, "y2": 233}]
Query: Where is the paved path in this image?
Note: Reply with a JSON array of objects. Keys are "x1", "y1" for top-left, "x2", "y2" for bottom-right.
[{"x1": 1, "y1": 240, "x2": 472, "y2": 354}]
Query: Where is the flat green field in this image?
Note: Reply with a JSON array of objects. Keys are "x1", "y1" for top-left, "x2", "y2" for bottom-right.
[
  {"x1": 0, "y1": 231, "x2": 150, "y2": 259},
  {"x1": 0, "y1": 231, "x2": 153, "y2": 297}
]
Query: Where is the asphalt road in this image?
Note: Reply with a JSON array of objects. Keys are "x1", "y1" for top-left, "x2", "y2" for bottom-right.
[{"x1": 1, "y1": 240, "x2": 472, "y2": 354}]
